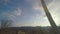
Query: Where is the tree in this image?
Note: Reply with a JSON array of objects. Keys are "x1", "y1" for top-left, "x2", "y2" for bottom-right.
[{"x1": 1, "y1": 19, "x2": 12, "y2": 28}]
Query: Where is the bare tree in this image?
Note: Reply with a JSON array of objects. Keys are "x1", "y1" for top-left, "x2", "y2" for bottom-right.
[{"x1": 1, "y1": 19, "x2": 12, "y2": 28}]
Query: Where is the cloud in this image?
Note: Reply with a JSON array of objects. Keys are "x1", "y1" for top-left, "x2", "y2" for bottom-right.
[
  {"x1": 27, "y1": 0, "x2": 60, "y2": 26},
  {"x1": 32, "y1": 0, "x2": 53, "y2": 17},
  {"x1": 44, "y1": 0, "x2": 53, "y2": 5},
  {"x1": 0, "y1": 8, "x2": 22, "y2": 21},
  {"x1": 30, "y1": 13, "x2": 51, "y2": 26},
  {"x1": 47, "y1": 0, "x2": 60, "y2": 26},
  {"x1": 25, "y1": 0, "x2": 53, "y2": 11},
  {"x1": 24, "y1": 0, "x2": 53, "y2": 26},
  {"x1": 32, "y1": 0, "x2": 60, "y2": 26},
  {"x1": 13, "y1": 8, "x2": 22, "y2": 16}
]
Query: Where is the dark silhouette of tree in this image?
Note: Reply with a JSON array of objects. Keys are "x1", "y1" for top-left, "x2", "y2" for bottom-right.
[{"x1": 1, "y1": 19, "x2": 12, "y2": 28}]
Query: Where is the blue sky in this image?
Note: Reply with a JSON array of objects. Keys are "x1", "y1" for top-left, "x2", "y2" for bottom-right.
[{"x1": 0, "y1": 0, "x2": 60, "y2": 27}]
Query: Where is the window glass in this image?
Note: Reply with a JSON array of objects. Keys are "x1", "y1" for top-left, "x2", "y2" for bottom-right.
[{"x1": 0, "y1": 0, "x2": 60, "y2": 28}]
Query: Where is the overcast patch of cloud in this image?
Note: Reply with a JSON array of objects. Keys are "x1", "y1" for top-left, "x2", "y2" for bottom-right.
[
  {"x1": 24, "y1": 0, "x2": 53, "y2": 26},
  {"x1": 31, "y1": 0, "x2": 60, "y2": 26},
  {"x1": 29, "y1": 0, "x2": 53, "y2": 17},
  {"x1": 47, "y1": 0, "x2": 60, "y2": 26}
]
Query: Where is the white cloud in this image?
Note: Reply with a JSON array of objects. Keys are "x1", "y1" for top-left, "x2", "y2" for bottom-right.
[{"x1": 14, "y1": 8, "x2": 22, "y2": 16}]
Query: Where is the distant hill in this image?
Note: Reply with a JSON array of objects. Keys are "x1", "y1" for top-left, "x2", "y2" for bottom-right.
[{"x1": 0, "y1": 26, "x2": 60, "y2": 32}]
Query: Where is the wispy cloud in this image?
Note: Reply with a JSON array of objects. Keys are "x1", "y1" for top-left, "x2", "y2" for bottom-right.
[
  {"x1": 0, "y1": 8, "x2": 22, "y2": 21},
  {"x1": 13, "y1": 8, "x2": 22, "y2": 16}
]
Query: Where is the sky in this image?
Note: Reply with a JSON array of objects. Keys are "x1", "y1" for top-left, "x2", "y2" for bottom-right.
[{"x1": 0, "y1": 0, "x2": 60, "y2": 27}]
